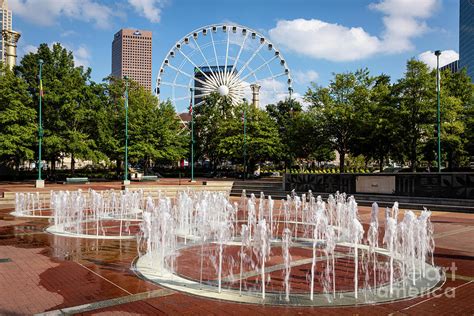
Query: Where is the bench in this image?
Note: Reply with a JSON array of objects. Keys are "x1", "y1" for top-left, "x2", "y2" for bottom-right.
[
  {"x1": 65, "y1": 177, "x2": 89, "y2": 184},
  {"x1": 139, "y1": 175, "x2": 158, "y2": 182}
]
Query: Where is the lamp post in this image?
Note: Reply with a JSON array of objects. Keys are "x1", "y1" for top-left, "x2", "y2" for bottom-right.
[
  {"x1": 243, "y1": 98, "x2": 247, "y2": 181},
  {"x1": 123, "y1": 76, "x2": 130, "y2": 185},
  {"x1": 35, "y1": 59, "x2": 44, "y2": 188},
  {"x1": 435, "y1": 50, "x2": 442, "y2": 172},
  {"x1": 190, "y1": 88, "x2": 195, "y2": 182}
]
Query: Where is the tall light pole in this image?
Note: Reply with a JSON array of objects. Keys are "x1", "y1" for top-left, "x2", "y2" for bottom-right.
[
  {"x1": 35, "y1": 59, "x2": 44, "y2": 188},
  {"x1": 435, "y1": 50, "x2": 442, "y2": 172},
  {"x1": 190, "y1": 88, "x2": 195, "y2": 182},
  {"x1": 243, "y1": 98, "x2": 247, "y2": 181},
  {"x1": 124, "y1": 76, "x2": 130, "y2": 185}
]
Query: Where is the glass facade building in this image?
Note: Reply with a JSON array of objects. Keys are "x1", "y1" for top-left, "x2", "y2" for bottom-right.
[
  {"x1": 460, "y1": 0, "x2": 474, "y2": 81},
  {"x1": 440, "y1": 60, "x2": 459, "y2": 73}
]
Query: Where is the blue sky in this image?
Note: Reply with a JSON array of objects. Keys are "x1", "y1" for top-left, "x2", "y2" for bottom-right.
[{"x1": 10, "y1": 0, "x2": 460, "y2": 107}]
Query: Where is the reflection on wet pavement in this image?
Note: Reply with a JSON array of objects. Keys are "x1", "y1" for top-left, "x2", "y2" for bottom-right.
[{"x1": 0, "y1": 193, "x2": 473, "y2": 315}]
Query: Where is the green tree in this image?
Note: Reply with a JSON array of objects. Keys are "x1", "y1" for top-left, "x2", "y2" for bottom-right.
[
  {"x1": 98, "y1": 77, "x2": 188, "y2": 176},
  {"x1": 440, "y1": 68, "x2": 474, "y2": 167},
  {"x1": 266, "y1": 98, "x2": 302, "y2": 168},
  {"x1": 194, "y1": 92, "x2": 233, "y2": 170},
  {"x1": 94, "y1": 77, "x2": 123, "y2": 175},
  {"x1": 15, "y1": 43, "x2": 100, "y2": 173},
  {"x1": 392, "y1": 60, "x2": 436, "y2": 171},
  {"x1": 289, "y1": 110, "x2": 334, "y2": 166},
  {"x1": 352, "y1": 74, "x2": 402, "y2": 171},
  {"x1": 305, "y1": 69, "x2": 373, "y2": 171},
  {"x1": 216, "y1": 102, "x2": 283, "y2": 173},
  {"x1": 128, "y1": 82, "x2": 188, "y2": 170},
  {"x1": 0, "y1": 63, "x2": 36, "y2": 169}
]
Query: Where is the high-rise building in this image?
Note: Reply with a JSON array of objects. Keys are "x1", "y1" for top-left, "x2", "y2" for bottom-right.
[
  {"x1": 112, "y1": 29, "x2": 152, "y2": 90},
  {"x1": 0, "y1": 0, "x2": 12, "y2": 65},
  {"x1": 460, "y1": 0, "x2": 474, "y2": 81},
  {"x1": 440, "y1": 60, "x2": 459, "y2": 73}
]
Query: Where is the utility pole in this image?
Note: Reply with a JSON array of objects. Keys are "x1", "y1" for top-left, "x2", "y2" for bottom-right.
[
  {"x1": 190, "y1": 88, "x2": 195, "y2": 182},
  {"x1": 123, "y1": 76, "x2": 130, "y2": 185},
  {"x1": 35, "y1": 59, "x2": 44, "y2": 188},
  {"x1": 243, "y1": 98, "x2": 247, "y2": 181}
]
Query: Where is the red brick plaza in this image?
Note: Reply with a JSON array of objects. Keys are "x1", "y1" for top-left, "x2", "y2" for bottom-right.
[{"x1": 0, "y1": 181, "x2": 473, "y2": 315}]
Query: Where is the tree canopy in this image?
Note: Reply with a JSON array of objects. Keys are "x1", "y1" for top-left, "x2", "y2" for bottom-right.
[{"x1": 1, "y1": 42, "x2": 473, "y2": 177}]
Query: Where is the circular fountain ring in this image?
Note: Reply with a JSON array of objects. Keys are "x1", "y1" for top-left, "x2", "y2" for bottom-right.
[
  {"x1": 10, "y1": 210, "x2": 53, "y2": 219},
  {"x1": 46, "y1": 223, "x2": 139, "y2": 240},
  {"x1": 134, "y1": 238, "x2": 445, "y2": 307}
]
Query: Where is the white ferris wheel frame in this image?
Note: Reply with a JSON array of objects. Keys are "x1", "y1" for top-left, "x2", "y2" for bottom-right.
[{"x1": 155, "y1": 23, "x2": 293, "y2": 109}]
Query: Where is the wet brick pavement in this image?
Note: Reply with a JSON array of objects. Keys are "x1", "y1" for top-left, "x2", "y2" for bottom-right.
[{"x1": 0, "y1": 182, "x2": 472, "y2": 315}]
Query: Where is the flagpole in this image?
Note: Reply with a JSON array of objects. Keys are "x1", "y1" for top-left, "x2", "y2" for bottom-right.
[
  {"x1": 35, "y1": 59, "x2": 44, "y2": 188},
  {"x1": 190, "y1": 88, "x2": 195, "y2": 182},
  {"x1": 435, "y1": 50, "x2": 441, "y2": 172},
  {"x1": 124, "y1": 76, "x2": 130, "y2": 185},
  {"x1": 243, "y1": 98, "x2": 247, "y2": 181}
]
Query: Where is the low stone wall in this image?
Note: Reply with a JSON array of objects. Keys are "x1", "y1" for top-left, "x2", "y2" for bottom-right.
[
  {"x1": 356, "y1": 176, "x2": 395, "y2": 194},
  {"x1": 284, "y1": 173, "x2": 474, "y2": 199}
]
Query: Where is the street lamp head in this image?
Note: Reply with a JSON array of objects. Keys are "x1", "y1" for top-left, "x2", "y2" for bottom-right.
[
  {"x1": 123, "y1": 75, "x2": 128, "y2": 80},
  {"x1": 434, "y1": 50, "x2": 441, "y2": 56},
  {"x1": 38, "y1": 59, "x2": 43, "y2": 65}
]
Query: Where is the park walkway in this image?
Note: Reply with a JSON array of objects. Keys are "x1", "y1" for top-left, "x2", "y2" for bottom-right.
[{"x1": 0, "y1": 181, "x2": 472, "y2": 315}]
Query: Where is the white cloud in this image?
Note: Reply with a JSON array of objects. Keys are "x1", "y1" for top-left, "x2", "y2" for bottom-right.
[
  {"x1": 23, "y1": 44, "x2": 37, "y2": 55},
  {"x1": 293, "y1": 70, "x2": 319, "y2": 84},
  {"x1": 17, "y1": 42, "x2": 37, "y2": 60},
  {"x1": 418, "y1": 50, "x2": 459, "y2": 68},
  {"x1": 73, "y1": 45, "x2": 91, "y2": 68},
  {"x1": 51, "y1": 42, "x2": 91, "y2": 68},
  {"x1": 269, "y1": 19, "x2": 381, "y2": 62},
  {"x1": 370, "y1": 0, "x2": 439, "y2": 52},
  {"x1": 9, "y1": 0, "x2": 115, "y2": 29},
  {"x1": 268, "y1": 0, "x2": 440, "y2": 62},
  {"x1": 369, "y1": 0, "x2": 438, "y2": 19},
  {"x1": 60, "y1": 30, "x2": 77, "y2": 37},
  {"x1": 128, "y1": 0, "x2": 164, "y2": 23}
]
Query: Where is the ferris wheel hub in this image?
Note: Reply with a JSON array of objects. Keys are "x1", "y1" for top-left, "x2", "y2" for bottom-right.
[{"x1": 217, "y1": 85, "x2": 230, "y2": 96}]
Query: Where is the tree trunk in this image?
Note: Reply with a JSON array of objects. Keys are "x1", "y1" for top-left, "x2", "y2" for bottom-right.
[
  {"x1": 144, "y1": 157, "x2": 149, "y2": 175},
  {"x1": 379, "y1": 155, "x2": 384, "y2": 172},
  {"x1": 411, "y1": 138, "x2": 417, "y2": 172},
  {"x1": 71, "y1": 154, "x2": 75, "y2": 175},
  {"x1": 448, "y1": 152, "x2": 454, "y2": 170},
  {"x1": 116, "y1": 159, "x2": 122, "y2": 178},
  {"x1": 339, "y1": 150, "x2": 345, "y2": 173},
  {"x1": 50, "y1": 158, "x2": 56, "y2": 177}
]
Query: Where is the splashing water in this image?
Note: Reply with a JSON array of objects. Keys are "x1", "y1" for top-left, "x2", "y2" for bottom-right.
[{"x1": 282, "y1": 228, "x2": 292, "y2": 301}]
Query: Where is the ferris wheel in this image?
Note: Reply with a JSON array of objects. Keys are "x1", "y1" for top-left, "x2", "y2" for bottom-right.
[{"x1": 155, "y1": 23, "x2": 293, "y2": 112}]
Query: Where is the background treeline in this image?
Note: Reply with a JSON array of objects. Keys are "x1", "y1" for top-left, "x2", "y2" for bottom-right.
[
  {"x1": 195, "y1": 61, "x2": 474, "y2": 173},
  {"x1": 0, "y1": 43, "x2": 473, "y2": 180},
  {"x1": 0, "y1": 43, "x2": 188, "y2": 180}
]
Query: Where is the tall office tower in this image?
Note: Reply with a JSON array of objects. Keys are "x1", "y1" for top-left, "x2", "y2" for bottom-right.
[
  {"x1": 460, "y1": 0, "x2": 474, "y2": 81},
  {"x1": 0, "y1": 0, "x2": 12, "y2": 64},
  {"x1": 112, "y1": 29, "x2": 152, "y2": 90}
]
